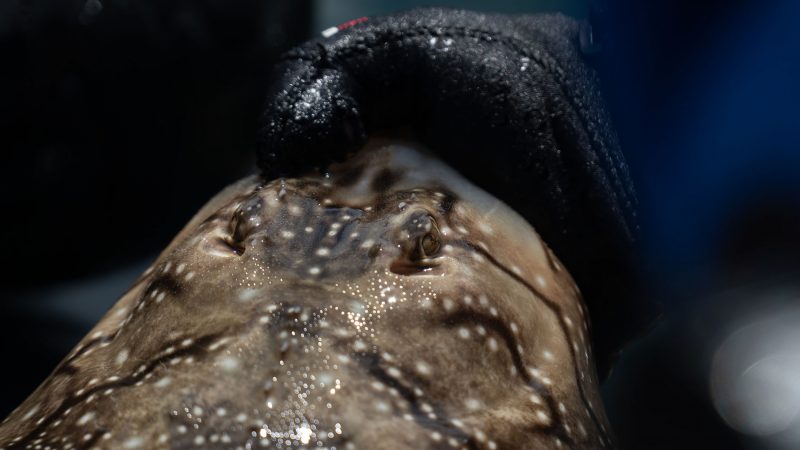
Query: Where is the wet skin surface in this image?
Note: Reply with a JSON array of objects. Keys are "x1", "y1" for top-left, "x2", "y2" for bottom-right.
[{"x1": 0, "y1": 143, "x2": 613, "y2": 449}]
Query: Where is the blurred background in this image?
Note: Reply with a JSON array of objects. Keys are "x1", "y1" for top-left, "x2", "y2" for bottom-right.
[{"x1": 2, "y1": 0, "x2": 800, "y2": 448}]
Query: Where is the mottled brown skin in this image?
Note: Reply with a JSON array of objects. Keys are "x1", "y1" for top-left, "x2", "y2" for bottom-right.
[{"x1": 0, "y1": 142, "x2": 613, "y2": 449}]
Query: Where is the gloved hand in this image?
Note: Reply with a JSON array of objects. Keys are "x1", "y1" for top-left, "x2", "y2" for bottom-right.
[{"x1": 257, "y1": 8, "x2": 647, "y2": 373}]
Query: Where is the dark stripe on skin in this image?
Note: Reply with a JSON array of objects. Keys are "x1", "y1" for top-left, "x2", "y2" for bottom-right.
[
  {"x1": 7, "y1": 333, "x2": 225, "y2": 449},
  {"x1": 55, "y1": 273, "x2": 158, "y2": 374},
  {"x1": 20, "y1": 304, "x2": 304, "y2": 448},
  {"x1": 542, "y1": 246, "x2": 561, "y2": 273},
  {"x1": 149, "y1": 274, "x2": 183, "y2": 297},
  {"x1": 436, "y1": 191, "x2": 457, "y2": 216},
  {"x1": 440, "y1": 310, "x2": 572, "y2": 444},
  {"x1": 353, "y1": 351, "x2": 480, "y2": 450},
  {"x1": 58, "y1": 335, "x2": 110, "y2": 372},
  {"x1": 370, "y1": 167, "x2": 404, "y2": 192},
  {"x1": 108, "y1": 274, "x2": 186, "y2": 333},
  {"x1": 464, "y1": 241, "x2": 609, "y2": 446}
]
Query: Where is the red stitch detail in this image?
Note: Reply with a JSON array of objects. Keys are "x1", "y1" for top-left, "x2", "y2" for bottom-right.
[{"x1": 338, "y1": 16, "x2": 368, "y2": 31}]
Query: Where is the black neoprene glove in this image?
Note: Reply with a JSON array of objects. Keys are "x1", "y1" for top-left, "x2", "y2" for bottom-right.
[{"x1": 257, "y1": 8, "x2": 647, "y2": 373}]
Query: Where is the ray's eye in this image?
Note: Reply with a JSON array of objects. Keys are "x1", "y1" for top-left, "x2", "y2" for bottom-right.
[
  {"x1": 406, "y1": 213, "x2": 442, "y2": 262},
  {"x1": 418, "y1": 231, "x2": 441, "y2": 258},
  {"x1": 389, "y1": 211, "x2": 444, "y2": 275},
  {"x1": 224, "y1": 196, "x2": 263, "y2": 254}
]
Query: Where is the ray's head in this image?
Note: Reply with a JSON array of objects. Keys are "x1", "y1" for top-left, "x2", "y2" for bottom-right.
[
  {"x1": 200, "y1": 142, "x2": 577, "y2": 296},
  {"x1": 0, "y1": 141, "x2": 613, "y2": 449},
  {"x1": 180, "y1": 141, "x2": 612, "y2": 447}
]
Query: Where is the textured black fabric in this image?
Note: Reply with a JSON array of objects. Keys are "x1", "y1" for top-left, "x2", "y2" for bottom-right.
[{"x1": 256, "y1": 8, "x2": 650, "y2": 374}]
